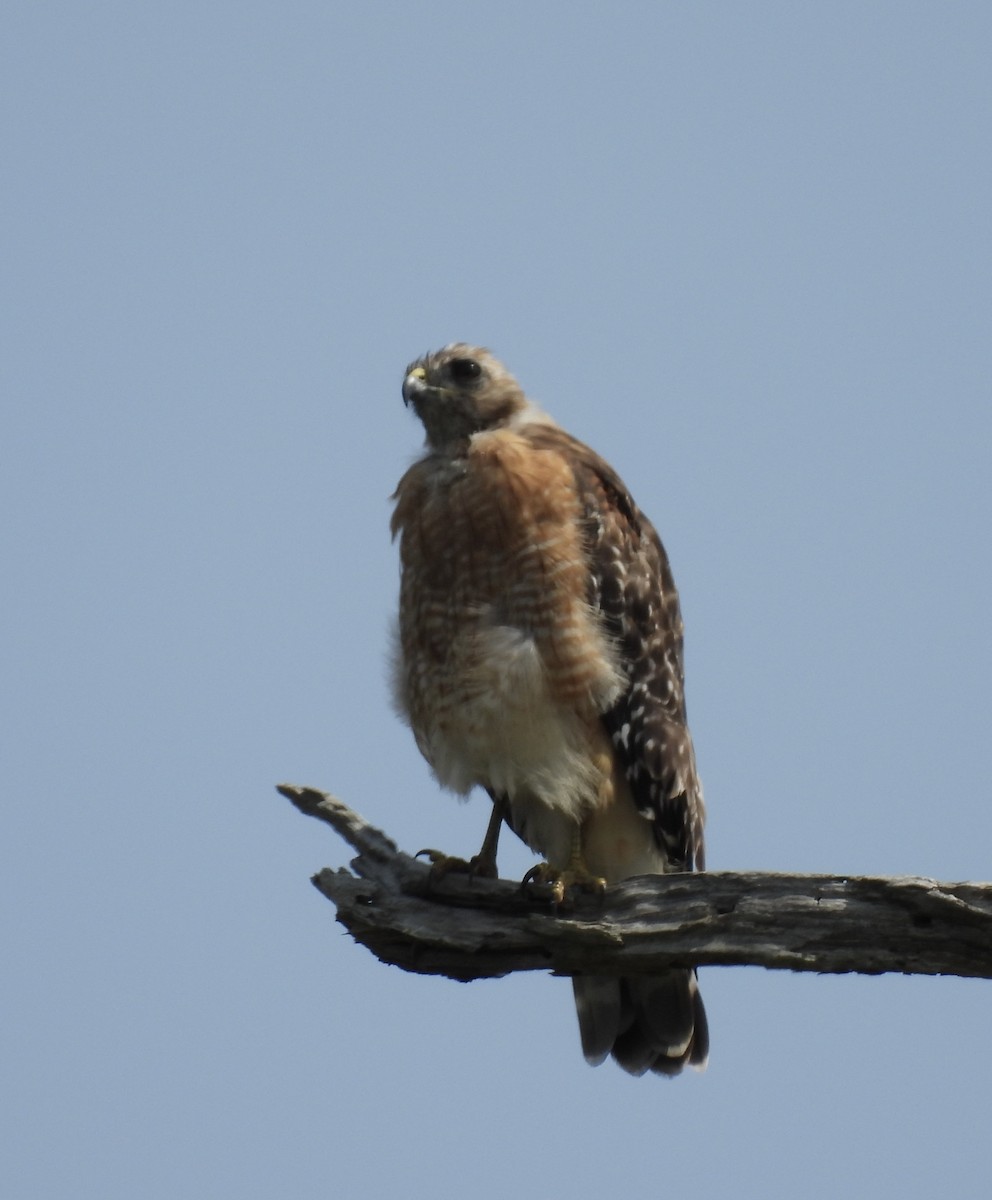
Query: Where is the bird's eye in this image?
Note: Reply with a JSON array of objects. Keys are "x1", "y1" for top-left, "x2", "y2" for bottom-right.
[{"x1": 448, "y1": 358, "x2": 482, "y2": 383}]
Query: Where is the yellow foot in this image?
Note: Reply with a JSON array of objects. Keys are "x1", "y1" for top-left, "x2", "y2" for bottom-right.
[
  {"x1": 521, "y1": 862, "x2": 607, "y2": 906},
  {"x1": 416, "y1": 848, "x2": 498, "y2": 882}
]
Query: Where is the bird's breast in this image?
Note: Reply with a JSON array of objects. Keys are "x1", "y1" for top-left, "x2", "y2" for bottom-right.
[{"x1": 391, "y1": 428, "x2": 625, "y2": 803}]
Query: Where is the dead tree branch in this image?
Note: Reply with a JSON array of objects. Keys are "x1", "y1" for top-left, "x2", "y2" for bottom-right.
[{"x1": 278, "y1": 784, "x2": 992, "y2": 983}]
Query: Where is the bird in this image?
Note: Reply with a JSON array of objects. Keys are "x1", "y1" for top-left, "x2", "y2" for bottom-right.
[{"x1": 390, "y1": 343, "x2": 707, "y2": 1076}]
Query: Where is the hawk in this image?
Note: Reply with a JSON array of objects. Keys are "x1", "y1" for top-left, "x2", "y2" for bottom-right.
[{"x1": 391, "y1": 344, "x2": 708, "y2": 1076}]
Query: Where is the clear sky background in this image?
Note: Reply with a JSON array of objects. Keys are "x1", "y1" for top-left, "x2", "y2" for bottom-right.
[{"x1": 4, "y1": 3, "x2": 991, "y2": 1197}]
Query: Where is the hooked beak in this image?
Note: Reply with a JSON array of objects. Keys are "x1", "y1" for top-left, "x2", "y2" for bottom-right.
[{"x1": 402, "y1": 366, "x2": 428, "y2": 407}]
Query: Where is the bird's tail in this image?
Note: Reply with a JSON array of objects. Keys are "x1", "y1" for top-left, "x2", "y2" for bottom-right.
[{"x1": 572, "y1": 970, "x2": 708, "y2": 1076}]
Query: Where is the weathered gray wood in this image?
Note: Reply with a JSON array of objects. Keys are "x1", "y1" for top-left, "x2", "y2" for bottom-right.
[{"x1": 279, "y1": 784, "x2": 992, "y2": 983}]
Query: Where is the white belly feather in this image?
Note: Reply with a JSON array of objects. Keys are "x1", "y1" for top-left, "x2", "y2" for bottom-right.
[{"x1": 412, "y1": 624, "x2": 603, "y2": 806}]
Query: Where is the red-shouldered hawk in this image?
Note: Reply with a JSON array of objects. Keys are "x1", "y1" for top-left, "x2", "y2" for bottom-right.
[{"x1": 391, "y1": 344, "x2": 707, "y2": 1076}]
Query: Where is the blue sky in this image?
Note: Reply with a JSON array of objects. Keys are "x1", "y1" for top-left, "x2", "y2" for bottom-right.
[{"x1": 4, "y1": 3, "x2": 991, "y2": 1197}]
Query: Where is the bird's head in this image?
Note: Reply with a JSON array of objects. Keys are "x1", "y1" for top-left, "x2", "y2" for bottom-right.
[{"x1": 402, "y1": 344, "x2": 527, "y2": 449}]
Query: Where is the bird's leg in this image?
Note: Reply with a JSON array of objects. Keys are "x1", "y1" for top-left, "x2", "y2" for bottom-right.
[
  {"x1": 417, "y1": 793, "x2": 507, "y2": 882},
  {"x1": 473, "y1": 792, "x2": 507, "y2": 877},
  {"x1": 522, "y1": 822, "x2": 606, "y2": 905}
]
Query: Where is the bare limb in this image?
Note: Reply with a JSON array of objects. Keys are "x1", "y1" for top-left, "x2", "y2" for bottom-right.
[{"x1": 278, "y1": 784, "x2": 992, "y2": 983}]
